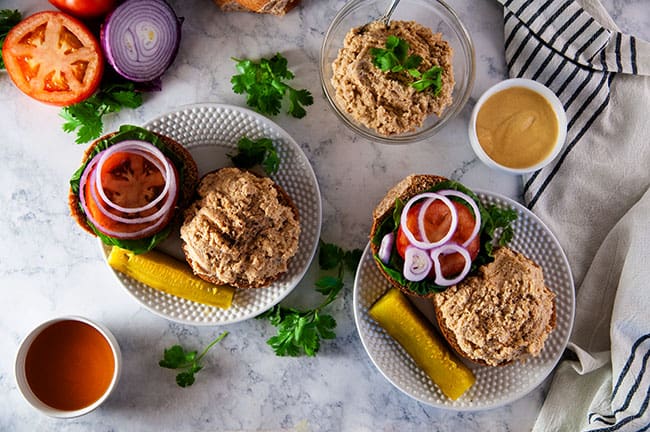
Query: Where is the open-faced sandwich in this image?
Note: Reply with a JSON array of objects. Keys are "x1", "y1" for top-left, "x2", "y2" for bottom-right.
[
  {"x1": 180, "y1": 167, "x2": 301, "y2": 289},
  {"x1": 69, "y1": 125, "x2": 199, "y2": 254},
  {"x1": 369, "y1": 174, "x2": 556, "y2": 366}
]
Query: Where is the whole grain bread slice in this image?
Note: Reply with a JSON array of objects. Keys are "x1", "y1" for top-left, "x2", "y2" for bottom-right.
[
  {"x1": 68, "y1": 131, "x2": 199, "y2": 237},
  {"x1": 369, "y1": 174, "x2": 448, "y2": 298}
]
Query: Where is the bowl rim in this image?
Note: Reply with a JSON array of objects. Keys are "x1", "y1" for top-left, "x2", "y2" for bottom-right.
[
  {"x1": 468, "y1": 77, "x2": 568, "y2": 174},
  {"x1": 320, "y1": 0, "x2": 476, "y2": 144},
  {"x1": 14, "y1": 315, "x2": 122, "y2": 418}
]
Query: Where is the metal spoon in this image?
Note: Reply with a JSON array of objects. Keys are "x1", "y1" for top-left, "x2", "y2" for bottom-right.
[{"x1": 379, "y1": 0, "x2": 402, "y2": 25}]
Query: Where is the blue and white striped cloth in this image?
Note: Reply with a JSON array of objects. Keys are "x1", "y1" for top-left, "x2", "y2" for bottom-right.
[{"x1": 496, "y1": 0, "x2": 650, "y2": 430}]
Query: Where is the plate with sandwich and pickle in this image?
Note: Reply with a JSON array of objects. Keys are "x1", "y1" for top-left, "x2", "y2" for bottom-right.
[
  {"x1": 68, "y1": 103, "x2": 322, "y2": 325},
  {"x1": 353, "y1": 174, "x2": 575, "y2": 410}
]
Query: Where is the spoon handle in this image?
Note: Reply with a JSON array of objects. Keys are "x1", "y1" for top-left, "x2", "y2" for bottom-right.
[{"x1": 380, "y1": 0, "x2": 402, "y2": 25}]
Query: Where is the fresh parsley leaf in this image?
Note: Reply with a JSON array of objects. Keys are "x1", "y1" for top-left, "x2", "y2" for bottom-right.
[
  {"x1": 60, "y1": 81, "x2": 143, "y2": 144},
  {"x1": 228, "y1": 136, "x2": 279, "y2": 175},
  {"x1": 258, "y1": 241, "x2": 362, "y2": 357},
  {"x1": 411, "y1": 66, "x2": 443, "y2": 94},
  {"x1": 370, "y1": 36, "x2": 444, "y2": 95},
  {"x1": 0, "y1": 9, "x2": 21, "y2": 70},
  {"x1": 159, "y1": 331, "x2": 228, "y2": 388},
  {"x1": 231, "y1": 53, "x2": 313, "y2": 118}
]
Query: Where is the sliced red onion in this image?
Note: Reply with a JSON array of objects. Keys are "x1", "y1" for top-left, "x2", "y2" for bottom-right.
[
  {"x1": 403, "y1": 246, "x2": 433, "y2": 282},
  {"x1": 378, "y1": 232, "x2": 394, "y2": 264},
  {"x1": 430, "y1": 244, "x2": 472, "y2": 286},
  {"x1": 79, "y1": 167, "x2": 171, "y2": 239},
  {"x1": 89, "y1": 168, "x2": 176, "y2": 225},
  {"x1": 101, "y1": 0, "x2": 182, "y2": 82},
  {"x1": 400, "y1": 192, "x2": 458, "y2": 250},
  {"x1": 439, "y1": 189, "x2": 482, "y2": 248},
  {"x1": 95, "y1": 140, "x2": 174, "y2": 215}
]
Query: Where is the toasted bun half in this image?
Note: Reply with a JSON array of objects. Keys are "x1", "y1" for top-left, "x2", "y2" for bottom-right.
[
  {"x1": 432, "y1": 247, "x2": 557, "y2": 366},
  {"x1": 68, "y1": 130, "x2": 199, "y2": 238},
  {"x1": 369, "y1": 174, "x2": 449, "y2": 298}
]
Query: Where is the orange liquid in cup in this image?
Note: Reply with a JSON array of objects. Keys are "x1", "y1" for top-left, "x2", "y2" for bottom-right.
[{"x1": 24, "y1": 320, "x2": 115, "y2": 411}]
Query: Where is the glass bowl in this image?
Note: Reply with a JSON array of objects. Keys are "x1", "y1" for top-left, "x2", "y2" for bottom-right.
[{"x1": 320, "y1": 0, "x2": 475, "y2": 144}]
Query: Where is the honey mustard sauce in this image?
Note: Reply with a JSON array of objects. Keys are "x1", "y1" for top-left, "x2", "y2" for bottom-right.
[{"x1": 476, "y1": 86, "x2": 559, "y2": 169}]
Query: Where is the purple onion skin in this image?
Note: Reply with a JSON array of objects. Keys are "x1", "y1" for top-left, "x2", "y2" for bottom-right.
[{"x1": 100, "y1": 0, "x2": 183, "y2": 83}]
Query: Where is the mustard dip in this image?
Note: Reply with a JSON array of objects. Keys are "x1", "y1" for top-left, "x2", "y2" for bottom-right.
[{"x1": 476, "y1": 86, "x2": 559, "y2": 169}]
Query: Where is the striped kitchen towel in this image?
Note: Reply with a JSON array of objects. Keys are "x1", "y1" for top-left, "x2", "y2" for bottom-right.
[{"x1": 495, "y1": 0, "x2": 650, "y2": 430}]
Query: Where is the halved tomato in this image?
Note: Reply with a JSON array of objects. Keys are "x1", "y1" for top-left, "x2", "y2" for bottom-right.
[
  {"x1": 2, "y1": 11, "x2": 103, "y2": 106},
  {"x1": 83, "y1": 151, "x2": 179, "y2": 239},
  {"x1": 396, "y1": 199, "x2": 480, "y2": 278},
  {"x1": 49, "y1": 0, "x2": 116, "y2": 19}
]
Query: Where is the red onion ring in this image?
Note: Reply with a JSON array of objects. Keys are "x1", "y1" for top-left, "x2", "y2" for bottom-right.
[
  {"x1": 95, "y1": 140, "x2": 174, "y2": 214},
  {"x1": 403, "y1": 246, "x2": 432, "y2": 282},
  {"x1": 439, "y1": 190, "x2": 482, "y2": 248},
  {"x1": 430, "y1": 244, "x2": 472, "y2": 286},
  {"x1": 400, "y1": 192, "x2": 458, "y2": 250},
  {"x1": 80, "y1": 167, "x2": 171, "y2": 239},
  {"x1": 89, "y1": 167, "x2": 176, "y2": 225},
  {"x1": 101, "y1": 0, "x2": 182, "y2": 82},
  {"x1": 378, "y1": 232, "x2": 394, "y2": 264}
]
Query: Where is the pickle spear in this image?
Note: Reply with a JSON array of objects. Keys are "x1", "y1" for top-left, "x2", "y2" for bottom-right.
[
  {"x1": 369, "y1": 288, "x2": 475, "y2": 400},
  {"x1": 108, "y1": 246, "x2": 235, "y2": 309}
]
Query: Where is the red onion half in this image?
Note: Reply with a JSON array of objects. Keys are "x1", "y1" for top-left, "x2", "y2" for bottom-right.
[{"x1": 101, "y1": 0, "x2": 182, "y2": 82}]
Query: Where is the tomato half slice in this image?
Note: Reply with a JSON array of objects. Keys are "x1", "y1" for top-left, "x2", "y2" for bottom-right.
[
  {"x1": 83, "y1": 151, "x2": 178, "y2": 239},
  {"x1": 2, "y1": 11, "x2": 103, "y2": 106},
  {"x1": 396, "y1": 199, "x2": 480, "y2": 278}
]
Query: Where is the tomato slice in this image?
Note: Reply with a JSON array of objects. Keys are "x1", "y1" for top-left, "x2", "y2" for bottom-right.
[
  {"x1": 2, "y1": 11, "x2": 103, "y2": 106},
  {"x1": 83, "y1": 151, "x2": 178, "y2": 239},
  {"x1": 396, "y1": 199, "x2": 480, "y2": 278}
]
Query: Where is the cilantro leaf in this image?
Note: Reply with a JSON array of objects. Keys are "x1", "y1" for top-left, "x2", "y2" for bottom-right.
[
  {"x1": 159, "y1": 332, "x2": 228, "y2": 388},
  {"x1": 258, "y1": 241, "x2": 361, "y2": 357},
  {"x1": 231, "y1": 53, "x2": 312, "y2": 118},
  {"x1": 60, "y1": 81, "x2": 143, "y2": 144},
  {"x1": 228, "y1": 136, "x2": 279, "y2": 175},
  {"x1": 0, "y1": 9, "x2": 21, "y2": 70}
]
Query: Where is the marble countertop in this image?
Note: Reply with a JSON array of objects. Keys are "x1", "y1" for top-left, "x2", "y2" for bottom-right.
[{"x1": 1, "y1": 0, "x2": 647, "y2": 431}]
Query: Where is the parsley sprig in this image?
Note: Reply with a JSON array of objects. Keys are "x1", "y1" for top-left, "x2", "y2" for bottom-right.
[
  {"x1": 159, "y1": 331, "x2": 228, "y2": 388},
  {"x1": 258, "y1": 241, "x2": 362, "y2": 357},
  {"x1": 231, "y1": 53, "x2": 313, "y2": 119},
  {"x1": 0, "y1": 9, "x2": 21, "y2": 70},
  {"x1": 370, "y1": 35, "x2": 443, "y2": 94},
  {"x1": 228, "y1": 136, "x2": 279, "y2": 175},
  {"x1": 60, "y1": 81, "x2": 143, "y2": 144}
]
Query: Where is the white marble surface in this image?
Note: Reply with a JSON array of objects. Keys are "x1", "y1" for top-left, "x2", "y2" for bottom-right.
[{"x1": 0, "y1": 0, "x2": 647, "y2": 431}]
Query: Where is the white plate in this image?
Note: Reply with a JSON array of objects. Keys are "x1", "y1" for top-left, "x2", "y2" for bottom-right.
[
  {"x1": 102, "y1": 103, "x2": 322, "y2": 325},
  {"x1": 353, "y1": 190, "x2": 575, "y2": 410}
]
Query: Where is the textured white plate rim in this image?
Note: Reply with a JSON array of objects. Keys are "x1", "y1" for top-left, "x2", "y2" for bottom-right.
[
  {"x1": 353, "y1": 189, "x2": 575, "y2": 410},
  {"x1": 100, "y1": 102, "x2": 322, "y2": 326}
]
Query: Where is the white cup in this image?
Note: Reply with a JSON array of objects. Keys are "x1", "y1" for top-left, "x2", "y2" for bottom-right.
[
  {"x1": 15, "y1": 316, "x2": 122, "y2": 418},
  {"x1": 468, "y1": 78, "x2": 567, "y2": 174}
]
